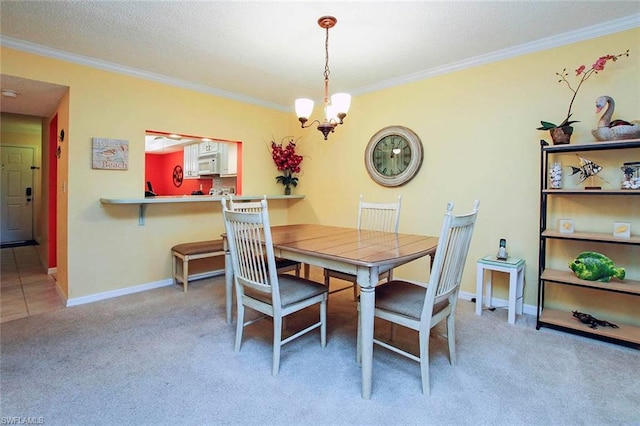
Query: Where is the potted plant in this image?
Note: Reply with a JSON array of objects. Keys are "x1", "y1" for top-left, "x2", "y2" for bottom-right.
[
  {"x1": 537, "y1": 49, "x2": 629, "y2": 144},
  {"x1": 270, "y1": 137, "x2": 303, "y2": 195}
]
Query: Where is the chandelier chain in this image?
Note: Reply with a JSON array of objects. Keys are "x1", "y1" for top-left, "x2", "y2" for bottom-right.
[{"x1": 323, "y1": 26, "x2": 331, "y2": 103}]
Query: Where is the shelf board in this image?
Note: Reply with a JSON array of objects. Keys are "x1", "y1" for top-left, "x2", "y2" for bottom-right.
[
  {"x1": 542, "y1": 138, "x2": 640, "y2": 153},
  {"x1": 542, "y1": 230, "x2": 640, "y2": 245},
  {"x1": 541, "y1": 269, "x2": 640, "y2": 295},
  {"x1": 542, "y1": 189, "x2": 640, "y2": 195},
  {"x1": 539, "y1": 308, "x2": 640, "y2": 347}
]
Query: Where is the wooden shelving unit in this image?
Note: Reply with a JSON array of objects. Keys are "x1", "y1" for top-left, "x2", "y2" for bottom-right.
[{"x1": 537, "y1": 138, "x2": 640, "y2": 349}]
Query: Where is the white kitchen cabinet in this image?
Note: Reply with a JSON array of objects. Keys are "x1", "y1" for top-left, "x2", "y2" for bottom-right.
[
  {"x1": 183, "y1": 143, "x2": 199, "y2": 178},
  {"x1": 199, "y1": 140, "x2": 218, "y2": 157},
  {"x1": 219, "y1": 143, "x2": 238, "y2": 176}
]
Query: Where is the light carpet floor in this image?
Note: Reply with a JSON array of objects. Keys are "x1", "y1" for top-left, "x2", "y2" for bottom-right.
[{"x1": 1, "y1": 272, "x2": 638, "y2": 425}]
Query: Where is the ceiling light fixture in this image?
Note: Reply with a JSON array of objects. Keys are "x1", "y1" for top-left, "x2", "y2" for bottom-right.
[{"x1": 295, "y1": 16, "x2": 351, "y2": 141}]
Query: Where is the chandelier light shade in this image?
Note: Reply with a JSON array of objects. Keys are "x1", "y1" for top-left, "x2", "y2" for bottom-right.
[{"x1": 295, "y1": 16, "x2": 351, "y2": 140}]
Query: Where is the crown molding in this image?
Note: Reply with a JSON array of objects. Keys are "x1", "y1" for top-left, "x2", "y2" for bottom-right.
[
  {"x1": 352, "y1": 14, "x2": 640, "y2": 96},
  {"x1": 0, "y1": 36, "x2": 288, "y2": 112},
  {"x1": 2, "y1": 13, "x2": 638, "y2": 111}
]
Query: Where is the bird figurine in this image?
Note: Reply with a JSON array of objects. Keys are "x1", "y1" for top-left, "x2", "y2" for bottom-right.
[{"x1": 591, "y1": 95, "x2": 640, "y2": 141}]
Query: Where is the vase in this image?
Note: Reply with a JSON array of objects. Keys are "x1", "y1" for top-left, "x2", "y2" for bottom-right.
[
  {"x1": 549, "y1": 162, "x2": 563, "y2": 189},
  {"x1": 550, "y1": 126, "x2": 573, "y2": 145},
  {"x1": 284, "y1": 186, "x2": 291, "y2": 195}
]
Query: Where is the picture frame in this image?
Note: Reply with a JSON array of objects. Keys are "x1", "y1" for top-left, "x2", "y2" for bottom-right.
[
  {"x1": 559, "y1": 219, "x2": 574, "y2": 234},
  {"x1": 613, "y1": 222, "x2": 631, "y2": 238}
]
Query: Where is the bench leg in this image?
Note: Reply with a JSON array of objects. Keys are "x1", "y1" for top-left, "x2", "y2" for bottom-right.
[
  {"x1": 182, "y1": 256, "x2": 189, "y2": 292},
  {"x1": 172, "y1": 252, "x2": 178, "y2": 286}
]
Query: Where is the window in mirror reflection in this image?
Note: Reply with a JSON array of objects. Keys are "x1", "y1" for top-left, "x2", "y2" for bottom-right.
[{"x1": 144, "y1": 131, "x2": 242, "y2": 197}]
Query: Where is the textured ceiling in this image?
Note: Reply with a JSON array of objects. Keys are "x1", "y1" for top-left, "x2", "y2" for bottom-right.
[{"x1": 1, "y1": 1, "x2": 639, "y2": 119}]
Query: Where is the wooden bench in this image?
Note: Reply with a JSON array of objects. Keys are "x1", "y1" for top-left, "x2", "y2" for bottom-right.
[{"x1": 171, "y1": 239, "x2": 226, "y2": 292}]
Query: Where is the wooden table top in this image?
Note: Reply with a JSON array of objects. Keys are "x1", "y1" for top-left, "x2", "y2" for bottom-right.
[{"x1": 269, "y1": 224, "x2": 438, "y2": 268}]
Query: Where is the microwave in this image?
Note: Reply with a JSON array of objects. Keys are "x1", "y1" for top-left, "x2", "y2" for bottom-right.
[{"x1": 198, "y1": 154, "x2": 219, "y2": 175}]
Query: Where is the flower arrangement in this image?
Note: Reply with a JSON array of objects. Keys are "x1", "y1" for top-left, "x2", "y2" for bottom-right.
[
  {"x1": 270, "y1": 137, "x2": 303, "y2": 194},
  {"x1": 537, "y1": 49, "x2": 629, "y2": 132}
]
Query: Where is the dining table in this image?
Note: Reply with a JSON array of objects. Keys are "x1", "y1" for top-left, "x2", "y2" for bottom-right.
[{"x1": 223, "y1": 223, "x2": 438, "y2": 399}]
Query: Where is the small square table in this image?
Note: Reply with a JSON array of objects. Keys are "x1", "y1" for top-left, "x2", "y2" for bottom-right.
[{"x1": 476, "y1": 256, "x2": 525, "y2": 324}]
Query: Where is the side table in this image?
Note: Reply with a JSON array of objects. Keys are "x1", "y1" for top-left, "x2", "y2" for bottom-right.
[{"x1": 476, "y1": 256, "x2": 525, "y2": 324}]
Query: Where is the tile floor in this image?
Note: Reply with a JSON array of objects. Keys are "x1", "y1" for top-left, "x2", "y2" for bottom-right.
[{"x1": 1, "y1": 245, "x2": 65, "y2": 323}]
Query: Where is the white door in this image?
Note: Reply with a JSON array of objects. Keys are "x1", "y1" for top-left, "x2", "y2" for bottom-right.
[{"x1": 0, "y1": 146, "x2": 35, "y2": 243}]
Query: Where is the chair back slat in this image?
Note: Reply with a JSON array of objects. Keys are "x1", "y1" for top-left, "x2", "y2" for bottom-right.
[
  {"x1": 228, "y1": 194, "x2": 267, "y2": 213},
  {"x1": 357, "y1": 194, "x2": 402, "y2": 233},
  {"x1": 422, "y1": 200, "x2": 479, "y2": 320},
  {"x1": 222, "y1": 199, "x2": 281, "y2": 305}
]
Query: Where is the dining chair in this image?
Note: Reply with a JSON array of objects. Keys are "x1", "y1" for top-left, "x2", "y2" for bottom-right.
[
  {"x1": 228, "y1": 195, "x2": 302, "y2": 277},
  {"x1": 324, "y1": 194, "x2": 402, "y2": 298},
  {"x1": 221, "y1": 198, "x2": 328, "y2": 376},
  {"x1": 357, "y1": 200, "x2": 480, "y2": 396}
]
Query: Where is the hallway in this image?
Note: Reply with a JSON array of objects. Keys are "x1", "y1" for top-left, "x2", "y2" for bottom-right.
[{"x1": 0, "y1": 245, "x2": 65, "y2": 323}]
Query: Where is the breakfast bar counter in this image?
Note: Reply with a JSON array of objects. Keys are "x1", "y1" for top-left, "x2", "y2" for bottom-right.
[{"x1": 100, "y1": 194, "x2": 304, "y2": 225}]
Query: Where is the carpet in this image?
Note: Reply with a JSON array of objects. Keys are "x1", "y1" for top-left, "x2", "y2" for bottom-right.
[{"x1": 1, "y1": 270, "x2": 638, "y2": 425}]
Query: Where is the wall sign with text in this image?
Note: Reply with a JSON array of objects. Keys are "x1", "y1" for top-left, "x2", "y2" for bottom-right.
[{"x1": 92, "y1": 138, "x2": 129, "y2": 170}]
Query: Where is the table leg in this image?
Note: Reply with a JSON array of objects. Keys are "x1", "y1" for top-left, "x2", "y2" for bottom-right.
[
  {"x1": 359, "y1": 286, "x2": 375, "y2": 400},
  {"x1": 485, "y1": 270, "x2": 493, "y2": 310},
  {"x1": 508, "y1": 269, "x2": 517, "y2": 324},
  {"x1": 475, "y1": 263, "x2": 484, "y2": 316},
  {"x1": 224, "y1": 250, "x2": 233, "y2": 324},
  {"x1": 516, "y1": 266, "x2": 524, "y2": 316}
]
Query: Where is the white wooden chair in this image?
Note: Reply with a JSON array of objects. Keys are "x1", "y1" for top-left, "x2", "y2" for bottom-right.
[
  {"x1": 357, "y1": 200, "x2": 480, "y2": 395},
  {"x1": 229, "y1": 195, "x2": 302, "y2": 276},
  {"x1": 221, "y1": 198, "x2": 328, "y2": 376},
  {"x1": 324, "y1": 194, "x2": 402, "y2": 298}
]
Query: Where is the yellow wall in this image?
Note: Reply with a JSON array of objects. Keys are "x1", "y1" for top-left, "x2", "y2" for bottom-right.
[
  {"x1": 1, "y1": 47, "x2": 292, "y2": 299},
  {"x1": 289, "y1": 29, "x2": 639, "y2": 322},
  {"x1": 1, "y1": 29, "x2": 638, "y2": 320}
]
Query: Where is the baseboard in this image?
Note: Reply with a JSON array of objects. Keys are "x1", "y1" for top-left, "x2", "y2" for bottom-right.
[
  {"x1": 458, "y1": 290, "x2": 536, "y2": 316},
  {"x1": 65, "y1": 270, "x2": 225, "y2": 307}
]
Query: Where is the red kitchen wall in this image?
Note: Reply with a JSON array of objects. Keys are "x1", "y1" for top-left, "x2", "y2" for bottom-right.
[{"x1": 145, "y1": 151, "x2": 212, "y2": 195}]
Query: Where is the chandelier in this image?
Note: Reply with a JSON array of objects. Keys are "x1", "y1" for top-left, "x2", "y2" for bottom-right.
[{"x1": 295, "y1": 16, "x2": 351, "y2": 140}]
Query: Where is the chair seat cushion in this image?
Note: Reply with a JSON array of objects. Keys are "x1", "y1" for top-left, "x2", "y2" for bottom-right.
[
  {"x1": 172, "y1": 240, "x2": 224, "y2": 256},
  {"x1": 245, "y1": 275, "x2": 327, "y2": 308},
  {"x1": 375, "y1": 280, "x2": 448, "y2": 320}
]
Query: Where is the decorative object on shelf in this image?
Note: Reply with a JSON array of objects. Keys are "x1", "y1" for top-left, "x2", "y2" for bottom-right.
[
  {"x1": 172, "y1": 165, "x2": 183, "y2": 187},
  {"x1": 591, "y1": 96, "x2": 640, "y2": 141},
  {"x1": 568, "y1": 251, "x2": 626, "y2": 282},
  {"x1": 536, "y1": 49, "x2": 630, "y2": 145},
  {"x1": 572, "y1": 311, "x2": 618, "y2": 329},
  {"x1": 92, "y1": 138, "x2": 129, "y2": 170},
  {"x1": 621, "y1": 161, "x2": 640, "y2": 189},
  {"x1": 549, "y1": 161, "x2": 563, "y2": 188},
  {"x1": 570, "y1": 154, "x2": 605, "y2": 189},
  {"x1": 613, "y1": 222, "x2": 631, "y2": 238},
  {"x1": 364, "y1": 126, "x2": 423, "y2": 187},
  {"x1": 270, "y1": 137, "x2": 303, "y2": 195},
  {"x1": 558, "y1": 219, "x2": 574, "y2": 234},
  {"x1": 295, "y1": 16, "x2": 351, "y2": 140}
]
